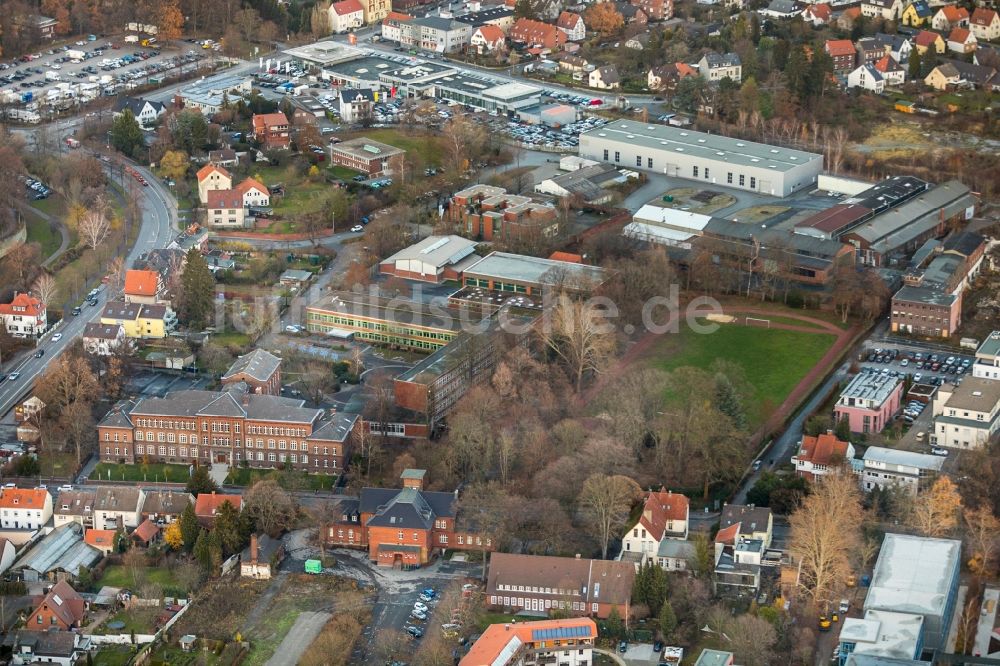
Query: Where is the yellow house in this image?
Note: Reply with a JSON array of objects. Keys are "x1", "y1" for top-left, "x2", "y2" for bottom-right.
[
  {"x1": 100, "y1": 300, "x2": 175, "y2": 339},
  {"x1": 901, "y1": 0, "x2": 933, "y2": 26},
  {"x1": 914, "y1": 30, "x2": 946, "y2": 54}
]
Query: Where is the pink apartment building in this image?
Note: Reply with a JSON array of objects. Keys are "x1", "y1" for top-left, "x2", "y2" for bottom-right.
[{"x1": 833, "y1": 371, "x2": 903, "y2": 434}]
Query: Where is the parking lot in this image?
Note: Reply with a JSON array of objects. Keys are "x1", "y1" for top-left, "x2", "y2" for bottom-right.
[{"x1": 0, "y1": 39, "x2": 207, "y2": 110}]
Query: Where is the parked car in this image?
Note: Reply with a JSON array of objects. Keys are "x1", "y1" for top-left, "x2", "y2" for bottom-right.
[
  {"x1": 51, "y1": 333, "x2": 62, "y2": 342},
  {"x1": 34, "y1": 349, "x2": 44, "y2": 358},
  {"x1": 350, "y1": 225, "x2": 364, "y2": 233},
  {"x1": 413, "y1": 601, "x2": 428, "y2": 613},
  {"x1": 931, "y1": 447, "x2": 949, "y2": 456}
]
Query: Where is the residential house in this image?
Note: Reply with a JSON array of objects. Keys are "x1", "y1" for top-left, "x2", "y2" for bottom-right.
[
  {"x1": 508, "y1": 18, "x2": 566, "y2": 49},
  {"x1": 924, "y1": 59, "x2": 998, "y2": 89},
  {"x1": 792, "y1": 431, "x2": 855, "y2": 479},
  {"x1": 470, "y1": 25, "x2": 506, "y2": 53},
  {"x1": 914, "y1": 29, "x2": 946, "y2": 54},
  {"x1": 222, "y1": 349, "x2": 283, "y2": 396},
  {"x1": 848, "y1": 62, "x2": 886, "y2": 92},
  {"x1": 874, "y1": 54, "x2": 906, "y2": 84},
  {"x1": 559, "y1": 55, "x2": 592, "y2": 74},
  {"x1": 241, "y1": 534, "x2": 284, "y2": 579},
  {"x1": 208, "y1": 149, "x2": 240, "y2": 168},
  {"x1": 971, "y1": 8, "x2": 1000, "y2": 42},
  {"x1": 486, "y1": 553, "x2": 635, "y2": 621},
  {"x1": 196, "y1": 163, "x2": 233, "y2": 205},
  {"x1": 713, "y1": 523, "x2": 765, "y2": 595},
  {"x1": 557, "y1": 11, "x2": 586, "y2": 40},
  {"x1": 206, "y1": 189, "x2": 247, "y2": 229},
  {"x1": 619, "y1": 490, "x2": 690, "y2": 571},
  {"x1": 93, "y1": 487, "x2": 144, "y2": 530},
  {"x1": 861, "y1": 0, "x2": 903, "y2": 20},
  {"x1": 14, "y1": 14, "x2": 59, "y2": 40},
  {"x1": 454, "y1": 6, "x2": 516, "y2": 30},
  {"x1": 833, "y1": 371, "x2": 903, "y2": 434},
  {"x1": 329, "y1": 0, "x2": 365, "y2": 33},
  {"x1": 0, "y1": 293, "x2": 46, "y2": 338},
  {"x1": 325, "y1": 469, "x2": 487, "y2": 567},
  {"x1": 975, "y1": 45, "x2": 1000, "y2": 67},
  {"x1": 123, "y1": 269, "x2": 162, "y2": 305},
  {"x1": 251, "y1": 112, "x2": 291, "y2": 151},
  {"x1": 359, "y1": 0, "x2": 391, "y2": 24},
  {"x1": 131, "y1": 518, "x2": 160, "y2": 548},
  {"x1": 140, "y1": 490, "x2": 193, "y2": 523},
  {"x1": 861, "y1": 446, "x2": 944, "y2": 494},
  {"x1": 195, "y1": 492, "x2": 243, "y2": 528},
  {"x1": 856, "y1": 37, "x2": 885, "y2": 64},
  {"x1": 11, "y1": 523, "x2": 102, "y2": 582},
  {"x1": 15, "y1": 396, "x2": 45, "y2": 424},
  {"x1": 81, "y1": 323, "x2": 127, "y2": 356},
  {"x1": 625, "y1": 32, "x2": 651, "y2": 50},
  {"x1": 83, "y1": 529, "x2": 117, "y2": 554},
  {"x1": 901, "y1": 0, "x2": 933, "y2": 27},
  {"x1": 826, "y1": 39, "x2": 858, "y2": 72},
  {"x1": 113, "y1": 96, "x2": 166, "y2": 128},
  {"x1": 53, "y1": 491, "x2": 96, "y2": 529},
  {"x1": 100, "y1": 300, "x2": 175, "y2": 339},
  {"x1": 974, "y1": 331, "x2": 1000, "y2": 380},
  {"x1": 589, "y1": 65, "x2": 620, "y2": 89},
  {"x1": 698, "y1": 52, "x2": 742, "y2": 83},
  {"x1": 401, "y1": 16, "x2": 472, "y2": 53},
  {"x1": 874, "y1": 32, "x2": 913, "y2": 63},
  {"x1": 647, "y1": 62, "x2": 698, "y2": 91},
  {"x1": 802, "y1": 3, "x2": 833, "y2": 25},
  {"x1": 615, "y1": 2, "x2": 648, "y2": 24},
  {"x1": 237, "y1": 177, "x2": 270, "y2": 208},
  {"x1": 339, "y1": 88, "x2": 375, "y2": 123},
  {"x1": 0, "y1": 488, "x2": 52, "y2": 531},
  {"x1": 932, "y1": 5, "x2": 969, "y2": 31},
  {"x1": 632, "y1": 0, "x2": 671, "y2": 21},
  {"x1": 758, "y1": 0, "x2": 801, "y2": 19},
  {"x1": 382, "y1": 11, "x2": 413, "y2": 42},
  {"x1": 719, "y1": 504, "x2": 773, "y2": 547},
  {"x1": 948, "y1": 27, "x2": 977, "y2": 54},
  {"x1": 932, "y1": 377, "x2": 1000, "y2": 449},
  {"x1": 460, "y1": 618, "x2": 598, "y2": 666},
  {"x1": 11, "y1": 631, "x2": 91, "y2": 666}
]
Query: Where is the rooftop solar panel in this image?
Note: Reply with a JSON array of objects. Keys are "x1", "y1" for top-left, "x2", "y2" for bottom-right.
[{"x1": 531, "y1": 625, "x2": 591, "y2": 641}]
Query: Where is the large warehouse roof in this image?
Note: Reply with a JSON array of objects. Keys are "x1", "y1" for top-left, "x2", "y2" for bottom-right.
[
  {"x1": 580, "y1": 120, "x2": 822, "y2": 172},
  {"x1": 464, "y1": 252, "x2": 607, "y2": 288},
  {"x1": 382, "y1": 235, "x2": 478, "y2": 269},
  {"x1": 865, "y1": 533, "x2": 960, "y2": 618}
]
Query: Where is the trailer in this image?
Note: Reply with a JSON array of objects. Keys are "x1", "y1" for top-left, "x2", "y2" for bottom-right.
[
  {"x1": 66, "y1": 49, "x2": 86, "y2": 61},
  {"x1": 124, "y1": 35, "x2": 139, "y2": 44},
  {"x1": 304, "y1": 559, "x2": 322, "y2": 574},
  {"x1": 45, "y1": 71, "x2": 61, "y2": 81}
]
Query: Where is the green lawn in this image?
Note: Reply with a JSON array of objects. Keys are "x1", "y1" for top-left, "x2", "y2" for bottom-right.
[
  {"x1": 92, "y1": 647, "x2": 135, "y2": 666},
  {"x1": 328, "y1": 164, "x2": 361, "y2": 180},
  {"x1": 651, "y1": 322, "x2": 836, "y2": 426},
  {"x1": 91, "y1": 462, "x2": 192, "y2": 484},
  {"x1": 25, "y1": 217, "x2": 62, "y2": 260},
  {"x1": 211, "y1": 330, "x2": 253, "y2": 349},
  {"x1": 38, "y1": 451, "x2": 79, "y2": 479},
  {"x1": 30, "y1": 196, "x2": 65, "y2": 218},
  {"x1": 95, "y1": 608, "x2": 161, "y2": 635},
  {"x1": 343, "y1": 128, "x2": 445, "y2": 166},
  {"x1": 99, "y1": 565, "x2": 183, "y2": 595},
  {"x1": 226, "y1": 466, "x2": 338, "y2": 491}
]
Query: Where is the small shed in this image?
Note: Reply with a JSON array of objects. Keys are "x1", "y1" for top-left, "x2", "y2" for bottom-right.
[
  {"x1": 279, "y1": 269, "x2": 313, "y2": 287},
  {"x1": 180, "y1": 635, "x2": 197, "y2": 652}
]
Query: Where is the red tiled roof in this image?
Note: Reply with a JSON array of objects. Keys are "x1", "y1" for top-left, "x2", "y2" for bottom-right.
[
  {"x1": 32, "y1": 581, "x2": 85, "y2": 628},
  {"x1": 915, "y1": 30, "x2": 942, "y2": 46},
  {"x1": 798, "y1": 432, "x2": 851, "y2": 466},
  {"x1": 971, "y1": 8, "x2": 998, "y2": 26},
  {"x1": 123, "y1": 269, "x2": 159, "y2": 297},
  {"x1": 841, "y1": 7, "x2": 861, "y2": 19},
  {"x1": 939, "y1": 5, "x2": 969, "y2": 22},
  {"x1": 252, "y1": 113, "x2": 289, "y2": 133},
  {"x1": 949, "y1": 27, "x2": 974, "y2": 42},
  {"x1": 461, "y1": 618, "x2": 597, "y2": 666},
  {"x1": 548, "y1": 251, "x2": 582, "y2": 263},
  {"x1": 236, "y1": 177, "x2": 268, "y2": 196},
  {"x1": 332, "y1": 0, "x2": 364, "y2": 14},
  {"x1": 0, "y1": 293, "x2": 44, "y2": 318},
  {"x1": 0, "y1": 487, "x2": 48, "y2": 510},
  {"x1": 133, "y1": 518, "x2": 160, "y2": 543},
  {"x1": 676, "y1": 62, "x2": 698, "y2": 77},
  {"x1": 195, "y1": 492, "x2": 242, "y2": 517},
  {"x1": 206, "y1": 188, "x2": 244, "y2": 210},
  {"x1": 874, "y1": 54, "x2": 902, "y2": 72},
  {"x1": 196, "y1": 163, "x2": 231, "y2": 182},
  {"x1": 715, "y1": 522, "x2": 741, "y2": 545},
  {"x1": 383, "y1": 11, "x2": 413, "y2": 23},
  {"x1": 825, "y1": 39, "x2": 856, "y2": 57},
  {"x1": 475, "y1": 25, "x2": 505, "y2": 44},
  {"x1": 557, "y1": 10, "x2": 582, "y2": 28},
  {"x1": 84, "y1": 529, "x2": 117, "y2": 550},
  {"x1": 636, "y1": 490, "x2": 688, "y2": 540}
]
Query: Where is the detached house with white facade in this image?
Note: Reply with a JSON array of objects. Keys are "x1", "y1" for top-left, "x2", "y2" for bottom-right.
[
  {"x1": 0, "y1": 293, "x2": 46, "y2": 338},
  {"x1": 932, "y1": 377, "x2": 1000, "y2": 450},
  {"x1": 698, "y1": 52, "x2": 742, "y2": 83},
  {"x1": 114, "y1": 96, "x2": 166, "y2": 128},
  {"x1": 0, "y1": 489, "x2": 52, "y2": 531},
  {"x1": 619, "y1": 490, "x2": 692, "y2": 571},
  {"x1": 329, "y1": 0, "x2": 365, "y2": 33}
]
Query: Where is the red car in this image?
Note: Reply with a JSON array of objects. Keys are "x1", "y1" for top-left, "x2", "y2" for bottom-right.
[{"x1": 589, "y1": 99, "x2": 603, "y2": 106}]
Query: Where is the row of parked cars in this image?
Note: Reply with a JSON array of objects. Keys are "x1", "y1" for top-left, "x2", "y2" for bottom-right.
[
  {"x1": 23, "y1": 176, "x2": 51, "y2": 200},
  {"x1": 540, "y1": 90, "x2": 605, "y2": 107}
]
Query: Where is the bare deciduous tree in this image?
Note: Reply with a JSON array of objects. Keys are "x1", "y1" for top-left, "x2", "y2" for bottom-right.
[
  {"x1": 789, "y1": 472, "x2": 863, "y2": 607},
  {"x1": 538, "y1": 293, "x2": 616, "y2": 393},
  {"x1": 32, "y1": 273, "x2": 58, "y2": 310},
  {"x1": 243, "y1": 479, "x2": 296, "y2": 536},
  {"x1": 577, "y1": 473, "x2": 641, "y2": 559},
  {"x1": 964, "y1": 505, "x2": 1000, "y2": 577},
  {"x1": 78, "y1": 207, "x2": 111, "y2": 251}
]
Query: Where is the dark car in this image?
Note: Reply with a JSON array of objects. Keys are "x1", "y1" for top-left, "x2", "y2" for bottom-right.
[
  {"x1": 653, "y1": 641, "x2": 664, "y2": 653},
  {"x1": 71, "y1": 307, "x2": 81, "y2": 316},
  {"x1": 34, "y1": 349, "x2": 44, "y2": 358},
  {"x1": 619, "y1": 641, "x2": 628, "y2": 653}
]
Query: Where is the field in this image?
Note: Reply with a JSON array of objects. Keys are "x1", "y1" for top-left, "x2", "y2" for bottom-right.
[
  {"x1": 250, "y1": 165, "x2": 332, "y2": 221},
  {"x1": 649, "y1": 321, "x2": 836, "y2": 426},
  {"x1": 99, "y1": 565, "x2": 184, "y2": 595},
  {"x1": 341, "y1": 128, "x2": 445, "y2": 166},
  {"x1": 37, "y1": 451, "x2": 78, "y2": 479},
  {"x1": 91, "y1": 462, "x2": 192, "y2": 483}
]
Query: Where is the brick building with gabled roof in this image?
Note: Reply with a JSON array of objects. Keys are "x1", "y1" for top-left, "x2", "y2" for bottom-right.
[
  {"x1": 221, "y1": 349, "x2": 283, "y2": 396},
  {"x1": 825, "y1": 39, "x2": 857, "y2": 72},
  {"x1": 25, "y1": 580, "x2": 87, "y2": 630},
  {"x1": 195, "y1": 492, "x2": 243, "y2": 528},
  {"x1": 508, "y1": 18, "x2": 566, "y2": 49}
]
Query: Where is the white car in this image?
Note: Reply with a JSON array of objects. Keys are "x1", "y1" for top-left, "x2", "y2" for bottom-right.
[
  {"x1": 58, "y1": 484, "x2": 74, "y2": 492},
  {"x1": 931, "y1": 447, "x2": 949, "y2": 456},
  {"x1": 350, "y1": 225, "x2": 364, "y2": 233},
  {"x1": 413, "y1": 601, "x2": 429, "y2": 613}
]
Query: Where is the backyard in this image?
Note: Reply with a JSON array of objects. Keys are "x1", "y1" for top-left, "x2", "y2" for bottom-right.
[
  {"x1": 98, "y1": 564, "x2": 184, "y2": 596},
  {"x1": 648, "y1": 320, "x2": 837, "y2": 427}
]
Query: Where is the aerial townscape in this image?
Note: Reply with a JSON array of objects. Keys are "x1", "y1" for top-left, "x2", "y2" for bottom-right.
[{"x1": 0, "y1": 0, "x2": 998, "y2": 664}]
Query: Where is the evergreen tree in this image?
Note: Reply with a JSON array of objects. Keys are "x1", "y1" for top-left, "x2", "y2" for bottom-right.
[
  {"x1": 186, "y1": 466, "x2": 219, "y2": 496},
  {"x1": 179, "y1": 503, "x2": 201, "y2": 552},
  {"x1": 659, "y1": 601, "x2": 677, "y2": 640},
  {"x1": 193, "y1": 528, "x2": 211, "y2": 571},
  {"x1": 632, "y1": 561, "x2": 670, "y2": 616},
  {"x1": 179, "y1": 247, "x2": 214, "y2": 328},
  {"x1": 784, "y1": 46, "x2": 809, "y2": 100},
  {"x1": 513, "y1": 0, "x2": 536, "y2": 19},
  {"x1": 206, "y1": 529, "x2": 224, "y2": 572},
  {"x1": 908, "y1": 48, "x2": 922, "y2": 80},
  {"x1": 214, "y1": 500, "x2": 244, "y2": 557},
  {"x1": 715, "y1": 374, "x2": 747, "y2": 430},
  {"x1": 605, "y1": 607, "x2": 624, "y2": 639},
  {"x1": 110, "y1": 108, "x2": 144, "y2": 158}
]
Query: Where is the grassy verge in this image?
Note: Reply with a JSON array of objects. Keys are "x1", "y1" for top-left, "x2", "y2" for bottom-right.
[
  {"x1": 211, "y1": 331, "x2": 253, "y2": 349},
  {"x1": 225, "y1": 466, "x2": 338, "y2": 491},
  {"x1": 38, "y1": 451, "x2": 79, "y2": 479},
  {"x1": 25, "y1": 216, "x2": 62, "y2": 260},
  {"x1": 91, "y1": 462, "x2": 192, "y2": 483},
  {"x1": 92, "y1": 647, "x2": 135, "y2": 666},
  {"x1": 328, "y1": 165, "x2": 361, "y2": 180},
  {"x1": 649, "y1": 321, "x2": 836, "y2": 426},
  {"x1": 243, "y1": 607, "x2": 299, "y2": 666}
]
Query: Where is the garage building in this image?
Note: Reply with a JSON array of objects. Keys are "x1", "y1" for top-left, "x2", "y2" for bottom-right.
[
  {"x1": 578, "y1": 119, "x2": 823, "y2": 197},
  {"x1": 379, "y1": 235, "x2": 481, "y2": 283}
]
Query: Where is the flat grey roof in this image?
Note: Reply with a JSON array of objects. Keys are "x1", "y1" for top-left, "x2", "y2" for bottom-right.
[
  {"x1": 382, "y1": 61, "x2": 456, "y2": 83},
  {"x1": 941, "y1": 377, "x2": 1000, "y2": 412},
  {"x1": 862, "y1": 446, "x2": 944, "y2": 472},
  {"x1": 463, "y1": 251, "x2": 607, "y2": 288},
  {"x1": 306, "y1": 292, "x2": 465, "y2": 332},
  {"x1": 850, "y1": 180, "x2": 975, "y2": 246},
  {"x1": 283, "y1": 41, "x2": 361, "y2": 66},
  {"x1": 331, "y1": 137, "x2": 406, "y2": 160},
  {"x1": 892, "y1": 284, "x2": 957, "y2": 307},
  {"x1": 580, "y1": 119, "x2": 823, "y2": 172},
  {"x1": 866, "y1": 533, "x2": 961, "y2": 618},
  {"x1": 434, "y1": 73, "x2": 539, "y2": 100},
  {"x1": 977, "y1": 332, "x2": 1000, "y2": 358},
  {"x1": 839, "y1": 371, "x2": 900, "y2": 403},
  {"x1": 324, "y1": 55, "x2": 404, "y2": 80}
]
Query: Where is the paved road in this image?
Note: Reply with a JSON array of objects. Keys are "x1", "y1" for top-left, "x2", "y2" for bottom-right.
[
  {"x1": 0, "y1": 159, "x2": 177, "y2": 419},
  {"x1": 264, "y1": 610, "x2": 331, "y2": 666}
]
